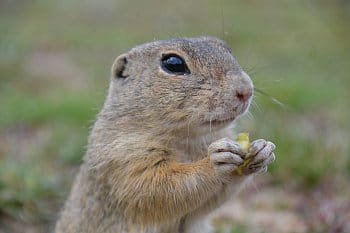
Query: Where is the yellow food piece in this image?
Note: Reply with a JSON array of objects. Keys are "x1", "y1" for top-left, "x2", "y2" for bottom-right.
[
  {"x1": 234, "y1": 133, "x2": 253, "y2": 176},
  {"x1": 236, "y1": 133, "x2": 250, "y2": 153}
]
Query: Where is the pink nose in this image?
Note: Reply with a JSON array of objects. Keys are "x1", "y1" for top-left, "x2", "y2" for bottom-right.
[{"x1": 236, "y1": 88, "x2": 253, "y2": 102}]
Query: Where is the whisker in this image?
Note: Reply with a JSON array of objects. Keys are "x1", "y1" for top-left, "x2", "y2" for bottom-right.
[
  {"x1": 254, "y1": 87, "x2": 290, "y2": 110},
  {"x1": 251, "y1": 99, "x2": 263, "y2": 114},
  {"x1": 245, "y1": 63, "x2": 270, "y2": 76},
  {"x1": 186, "y1": 115, "x2": 192, "y2": 150},
  {"x1": 219, "y1": 0, "x2": 226, "y2": 40},
  {"x1": 187, "y1": 112, "x2": 196, "y2": 149},
  {"x1": 245, "y1": 110, "x2": 254, "y2": 121},
  {"x1": 209, "y1": 115, "x2": 213, "y2": 141},
  {"x1": 272, "y1": 79, "x2": 283, "y2": 83}
]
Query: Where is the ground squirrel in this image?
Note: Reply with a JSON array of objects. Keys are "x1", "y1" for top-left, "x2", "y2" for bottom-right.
[{"x1": 55, "y1": 36, "x2": 275, "y2": 233}]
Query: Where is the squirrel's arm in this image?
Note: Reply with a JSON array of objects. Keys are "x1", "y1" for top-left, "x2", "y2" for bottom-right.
[
  {"x1": 186, "y1": 175, "x2": 251, "y2": 218},
  {"x1": 106, "y1": 149, "x2": 222, "y2": 224}
]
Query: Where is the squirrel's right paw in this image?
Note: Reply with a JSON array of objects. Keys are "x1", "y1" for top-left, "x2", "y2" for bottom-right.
[{"x1": 208, "y1": 138, "x2": 245, "y2": 179}]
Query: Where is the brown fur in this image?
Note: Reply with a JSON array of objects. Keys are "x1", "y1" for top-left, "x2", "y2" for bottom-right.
[{"x1": 55, "y1": 37, "x2": 274, "y2": 233}]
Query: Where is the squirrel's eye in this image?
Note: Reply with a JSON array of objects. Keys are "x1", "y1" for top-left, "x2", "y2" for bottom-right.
[{"x1": 161, "y1": 54, "x2": 190, "y2": 75}]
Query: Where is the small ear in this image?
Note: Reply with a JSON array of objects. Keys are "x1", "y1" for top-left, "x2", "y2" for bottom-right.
[{"x1": 111, "y1": 53, "x2": 129, "y2": 79}]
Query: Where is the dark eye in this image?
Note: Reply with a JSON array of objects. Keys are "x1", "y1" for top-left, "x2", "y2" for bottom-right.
[{"x1": 161, "y1": 54, "x2": 190, "y2": 75}]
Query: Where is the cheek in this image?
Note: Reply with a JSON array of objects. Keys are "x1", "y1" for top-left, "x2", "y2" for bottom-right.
[
  {"x1": 206, "y1": 86, "x2": 236, "y2": 114},
  {"x1": 181, "y1": 89, "x2": 214, "y2": 115},
  {"x1": 198, "y1": 90, "x2": 214, "y2": 107}
]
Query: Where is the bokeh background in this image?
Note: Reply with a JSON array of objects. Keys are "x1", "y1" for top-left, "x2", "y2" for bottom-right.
[{"x1": 1, "y1": 0, "x2": 349, "y2": 232}]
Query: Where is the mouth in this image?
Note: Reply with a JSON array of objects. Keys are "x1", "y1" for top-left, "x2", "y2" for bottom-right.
[
  {"x1": 204, "y1": 102, "x2": 250, "y2": 126},
  {"x1": 207, "y1": 114, "x2": 237, "y2": 126}
]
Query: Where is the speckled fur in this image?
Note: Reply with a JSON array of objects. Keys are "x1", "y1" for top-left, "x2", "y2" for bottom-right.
[{"x1": 55, "y1": 37, "x2": 275, "y2": 233}]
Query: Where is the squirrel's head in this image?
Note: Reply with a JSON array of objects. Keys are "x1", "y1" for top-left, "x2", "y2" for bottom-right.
[{"x1": 106, "y1": 37, "x2": 253, "y2": 136}]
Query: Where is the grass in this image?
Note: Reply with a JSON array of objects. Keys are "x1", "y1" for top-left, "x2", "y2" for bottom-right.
[{"x1": 0, "y1": 0, "x2": 350, "y2": 232}]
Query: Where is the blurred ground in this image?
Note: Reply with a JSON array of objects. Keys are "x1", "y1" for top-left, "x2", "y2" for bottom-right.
[{"x1": 0, "y1": 0, "x2": 350, "y2": 232}]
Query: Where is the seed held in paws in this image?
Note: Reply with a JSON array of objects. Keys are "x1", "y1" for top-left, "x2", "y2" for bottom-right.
[{"x1": 232, "y1": 133, "x2": 254, "y2": 175}]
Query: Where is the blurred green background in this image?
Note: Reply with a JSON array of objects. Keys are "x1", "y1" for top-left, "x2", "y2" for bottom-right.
[{"x1": 0, "y1": 0, "x2": 349, "y2": 232}]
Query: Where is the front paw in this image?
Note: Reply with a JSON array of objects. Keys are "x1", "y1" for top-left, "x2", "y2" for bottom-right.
[
  {"x1": 242, "y1": 139, "x2": 275, "y2": 175},
  {"x1": 208, "y1": 138, "x2": 245, "y2": 180}
]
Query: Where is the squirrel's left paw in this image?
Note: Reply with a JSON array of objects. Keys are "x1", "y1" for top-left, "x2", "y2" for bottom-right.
[{"x1": 243, "y1": 139, "x2": 275, "y2": 174}]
